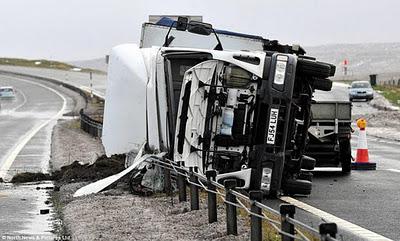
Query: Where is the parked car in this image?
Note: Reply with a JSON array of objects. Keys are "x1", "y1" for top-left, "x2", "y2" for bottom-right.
[
  {"x1": 0, "y1": 86, "x2": 16, "y2": 98},
  {"x1": 349, "y1": 81, "x2": 373, "y2": 101}
]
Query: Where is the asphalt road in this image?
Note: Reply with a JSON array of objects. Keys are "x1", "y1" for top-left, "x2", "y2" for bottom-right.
[
  {"x1": 0, "y1": 74, "x2": 66, "y2": 179},
  {"x1": 0, "y1": 65, "x2": 106, "y2": 98},
  {"x1": 0, "y1": 73, "x2": 82, "y2": 238},
  {"x1": 264, "y1": 84, "x2": 399, "y2": 240}
]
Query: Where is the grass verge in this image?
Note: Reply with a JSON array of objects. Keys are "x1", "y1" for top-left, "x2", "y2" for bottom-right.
[{"x1": 373, "y1": 85, "x2": 400, "y2": 106}]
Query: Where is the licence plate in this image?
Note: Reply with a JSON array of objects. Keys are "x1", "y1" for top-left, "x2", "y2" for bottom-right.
[{"x1": 266, "y1": 108, "x2": 279, "y2": 144}]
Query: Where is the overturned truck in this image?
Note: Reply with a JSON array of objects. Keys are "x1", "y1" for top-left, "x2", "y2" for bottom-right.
[{"x1": 102, "y1": 17, "x2": 336, "y2": 197}]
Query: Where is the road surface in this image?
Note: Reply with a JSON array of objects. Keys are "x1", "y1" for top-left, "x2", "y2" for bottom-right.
[
  {"x1": 264, "y1": 83, "x2": 399, "y2": 240},
  {"x1": 0, "y1": 65, "x2": 106, "y2": 98},
  {"x1": 0, "y1": 73, "x2": 82, "y2": 238}
]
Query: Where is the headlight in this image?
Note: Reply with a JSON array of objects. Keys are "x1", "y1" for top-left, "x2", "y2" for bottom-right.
[{"x1": 274, "y1": 55, "x2": 288, "y2": 85}]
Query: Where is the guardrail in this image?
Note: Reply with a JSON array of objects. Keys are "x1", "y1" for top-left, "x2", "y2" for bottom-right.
[
  {"x1": 142, "y1": 156, "x2": 338, "y2": 241},
  {"x1": 377, "y1": 78, "x2": 400, "y2": 86},
  {"x1": 79, "y1": 109, "x2": 103, "y2": 138}
]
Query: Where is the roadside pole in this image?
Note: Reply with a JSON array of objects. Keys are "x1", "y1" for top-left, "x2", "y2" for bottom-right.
[{"x1": 89, "y1": 71, "x2": 93, "y2": 99}]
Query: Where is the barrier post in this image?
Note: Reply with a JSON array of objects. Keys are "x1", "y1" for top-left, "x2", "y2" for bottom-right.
[
  {"x1": 280, "y1": 204, "x2": 295, "y2": 241},
  {"x1": 249, "y1": 191, "x2": 263, "y2": 241},
  {"x1": 206, "y1": 170, "x2": 217, "y2": 223},
  {"x1": 177, "y1": 161, "x2": 187, "y2": 202},
  {"x1": 320, "y1": 223, "x2": 337, "y2": 240},
  {"x1": 224, "y1": 179, "x2": 238, "y2": 235},
  {"x1": 189, "y1": 167, "x2": 199, "y2": 210},
  {"x1": 163, "y1": 157, "x2": 172, "y2": 196}
]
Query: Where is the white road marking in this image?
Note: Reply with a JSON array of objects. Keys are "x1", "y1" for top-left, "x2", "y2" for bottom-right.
[
  {"x1": 0, "y1": 77, "x2": 67, "y2": 179},
  {"x1": 12, "y1": 88, "x2": 27, "y2": 111},
  {"x1": 15, "y1": 154, "x2": 49, "y2": 157},
  {"x1": 280, "y1": 196, "x2": 392, "y2": 241},
  {"x1": 312, "y1": 167, "x2": 342, "y2": 172},
  {"x1": 385, "y1": 169, "x2": 400, "y2": 173}
]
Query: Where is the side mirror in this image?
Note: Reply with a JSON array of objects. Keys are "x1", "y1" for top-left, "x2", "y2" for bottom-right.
[
  {"x1": 176, "y1": 17, "x2": 188, "y2": 31},
  {"x1": 187, "y1": 21, "x2": 213, "y2": 36}
]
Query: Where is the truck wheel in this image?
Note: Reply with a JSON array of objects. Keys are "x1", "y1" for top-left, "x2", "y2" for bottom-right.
[
  {"x1": 297, "y1": 58, "x2": 332, "y2": 78},
  {"x1": 340, "y1": 139, "x2": 352, "y2": 174},
  {"x1": 301, "y1": 155, "x2": 316, "y2": 170},
  {"x1": 298, "y1": 172, "x2": 313, "y2": 182},
  {"x1": 312, "y1": 78, "x2": 332, "y2": 91},
  {"x1": 281, "y1": 179, "x2": 312, "y2": 196},
  {"x1": 327, "y1": 63, "x2": 336, "y2": 77}
]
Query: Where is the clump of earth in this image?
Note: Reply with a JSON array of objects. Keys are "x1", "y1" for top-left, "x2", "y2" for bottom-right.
[{"x1": 10, "y1": 154, "x2": 125, "y2": 184}]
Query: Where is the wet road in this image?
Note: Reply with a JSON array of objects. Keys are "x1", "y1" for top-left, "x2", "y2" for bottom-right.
[
  {"x1": 267, "y1": 83, "x2": 400, "y2": 240},
  {"x1": 0, "y1": 74, "x2": 66, "y2": 180},
  {"x1": 277, "y1": 134, "x2": 400, "y2": 240},
  {"x1": 0, "y1": 74, "x2": 73, "y2": 239},
  {"x1": 0, "y1": 65, "x2": 106, "y2": 98},
  {"x1": 0, "y1": 182, "x2": 55, "y2": 239}
]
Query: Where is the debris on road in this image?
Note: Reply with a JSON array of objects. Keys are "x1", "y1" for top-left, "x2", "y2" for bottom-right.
[
  {"x1": 52, "y1": 154, "x2": 125, "y2": 183},
  {"x1": 11, "y1": 172, "x2": 51, "y2": 183},
  {"x1": 9, "y1": 154, "x2": 125, "y2": 184},
  {"x1": 369, "y1": 90, "x2": 400, "y2": 111},
  {"x1": 40, "y1": 209, "x2": 50, "y2": 215},
  {"x1": 350, "y1": 91, "x2": 400, "y2": 141}
]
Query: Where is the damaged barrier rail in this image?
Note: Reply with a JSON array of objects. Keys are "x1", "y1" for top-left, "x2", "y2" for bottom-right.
[{"x1": 142, "y1": 156, "x2": 338, "y2": 241}]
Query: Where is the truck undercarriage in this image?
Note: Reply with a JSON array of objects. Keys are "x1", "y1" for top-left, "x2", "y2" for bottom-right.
[
  {"x1": 102, "y1": 17, "x2": 337, "y2": 197},
  {"x1": 167, "y1": 51, "x2": 336, "y2": 196}
]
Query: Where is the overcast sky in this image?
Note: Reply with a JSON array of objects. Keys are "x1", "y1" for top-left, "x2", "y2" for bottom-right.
[{"x1": 1, "y1": 0, "x2": 399, "y2": 61}]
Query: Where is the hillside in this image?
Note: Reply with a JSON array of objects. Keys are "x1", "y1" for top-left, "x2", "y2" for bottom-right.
[
  {"x1": 306, "y1": 42, "x2": 400, "y2": 81},
  {"x1": 69, "y1": 58, "x2": 108, "y2": 72},
  {"x1": 5, "y1": 42, "x2": 399, "y2": 82},
  {"x1": 0, "y1": 58, "x2": 102, "y2": 73}
]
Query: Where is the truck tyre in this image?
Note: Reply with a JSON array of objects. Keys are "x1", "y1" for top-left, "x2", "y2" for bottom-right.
[
  {"x1": 297, "y1": 58, "x2": 332, "y2": 78},
  {"x1": 298, "y1": 172, "x2": 313, "y2": 182},
  {"x1": 313, "y1": 78, "x2": 333, "y2": 91},
  {"x1": 301, "y1": 155, "x2": 316, "y2": 170},
  {"x1": 340, "y1": 139, "x2": 352, "y2": 174},
  {"x1": 327, "y1": 63, "x2": 336, "y2": 77},
  {"x1": 281, "y1": 179, "x2": 312, "y2": 196}
]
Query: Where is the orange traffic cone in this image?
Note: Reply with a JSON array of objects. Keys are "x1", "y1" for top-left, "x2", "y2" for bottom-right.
[{"x1": 351, "y1": 118, "x2": 376, "y2": 170}]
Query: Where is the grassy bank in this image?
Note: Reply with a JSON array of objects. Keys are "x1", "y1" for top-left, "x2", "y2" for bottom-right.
[
  {"x1": 0, "y1": 57, "x2": 103, "y2": 74},
  {"x1": 374, "y1": 85, "x2": 400, "y2": 106}
]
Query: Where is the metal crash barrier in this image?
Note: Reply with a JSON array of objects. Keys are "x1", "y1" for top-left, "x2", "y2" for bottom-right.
[
  {"x1": 142, "y1": 157, "x2": 339, "y2": 241},
  {"x1": 79, "y1": 108, "x2": 103, "y2": 138}
]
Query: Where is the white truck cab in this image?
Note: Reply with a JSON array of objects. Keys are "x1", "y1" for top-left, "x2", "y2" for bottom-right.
[{"x1": 102, "y1": 17, "x2": 335, "y2": 196}]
